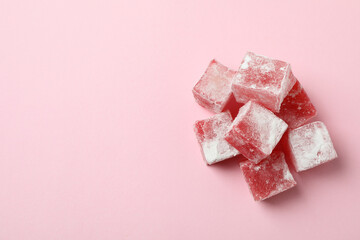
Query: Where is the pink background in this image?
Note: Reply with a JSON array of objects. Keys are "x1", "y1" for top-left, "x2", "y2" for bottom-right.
[{"x1": 1, "y1": 0, "x2": 360, "y2": 239}]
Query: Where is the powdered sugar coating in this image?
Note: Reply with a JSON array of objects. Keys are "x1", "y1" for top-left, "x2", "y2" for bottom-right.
[
  {"x1": 194, "y1": 112, "x2": 240, "y2": 165},
  {"x1": 240, "y1": 151, "x2": 296, "y2": 201},
  {"x1": 193, "y1": 59, "x2": 236, "y2": 113},
  {"x1": 225, "y1": 101, "x2": 288, "y2": 163},
  {"x1": 276, "y1": 80, "x2": 317, "y2": 128},
  {"x1": 232, "y1": 52, "x2": 296, "y2": 112},
  {"x1": 288, "y1": 121, "x2": 337, "y2": 172}
]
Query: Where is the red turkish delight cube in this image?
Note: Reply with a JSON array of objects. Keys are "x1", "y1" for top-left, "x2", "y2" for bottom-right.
[
  {"x1": 287, "y1": 121, "x2": 337, "y2": 172},
  {"x1": 232, "y1": 52, "x2": 296, "y2": 112},
  {"x1": 276, "y1": 80, "x2": 317, "y2": 128},
  {"x1": 193, "y1": 60, "x2": 236, "y2": 113},
  {"x1": 194, "y1": 111, "x2": 240, "y2": 165},
  {"x1": 225, "y1": 101, "x2": 288, "y2": 163},
  {"x1": 240, "y1": 151, "x2": 296, "y2": 201}
]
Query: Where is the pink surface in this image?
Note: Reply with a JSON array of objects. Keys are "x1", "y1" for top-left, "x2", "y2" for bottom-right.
[{"x1": 0, "y1": 0, "x2": 359, "y2": 239}]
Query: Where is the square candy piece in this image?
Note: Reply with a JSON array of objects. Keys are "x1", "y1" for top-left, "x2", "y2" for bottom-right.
[
  {"x1": 232, "y1": 52, "x2": 296, "y2": 112},
  {"x1": 240, "y1": 151, "x2": 296, "y2": 201},
  {"x1": 193, "y1": 59, "x2": 236, "y2": 113},
  {"x1": 276, "y1": 80, "x2": 317, "y2": 129},
  {"x1": 194, "y1": 112, "x2": 240, "y2": 165},
  {"x1": 288, "y1": 121, "x2": 337, "y2": 172},
  {"x1": 225, "y1": 101, "x2": 288, "y2": 163}
]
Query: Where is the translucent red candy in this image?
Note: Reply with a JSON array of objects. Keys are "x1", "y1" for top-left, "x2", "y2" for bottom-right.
[
  {"x1": 192, "y1": 53, "x2": 337, "y2": 201},
  {"x1": 232, "y1": 52, "x2": 296, "y2": 112},
  {"x1": 225, "y1": 101, "x2": 288, "y2": 163},
  {"x1": 276, "y1": 80, "x2": 317, "y2": 129},
  {"x1": 194, "y1": 112, "x2": 239, "y2": 165},
  {"x1": 193, "y1": 59, "x2": 236, "y2": 113},
  {"x1": 287, "y1": 121, "x2": 337, "y2": 172},
  {"x1": 240, "y1": 151, "x2": 296, "y2": 201}
]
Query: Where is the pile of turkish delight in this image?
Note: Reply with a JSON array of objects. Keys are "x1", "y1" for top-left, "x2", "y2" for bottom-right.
[{"x1": 193, "y1": 52, "x2": 337, "y2": 201}]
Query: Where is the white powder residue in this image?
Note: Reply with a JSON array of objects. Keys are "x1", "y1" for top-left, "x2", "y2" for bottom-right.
[
  {"x1": 232, "y1": 52, "x2": 295, "y2": 112},
  {"x1": 268, "y1": 118, "x2": 288, "y2": 153},
  {"x1": 289, "y1": 121, "x2": 337, "y2": 171},
  {"x1": 240, "y1": 54, "x2": 252, "y2": 70},
  {"x1": 266, "y1": 156, "x2": 296, "y2": 199},
  {"x1": 283, "y1": 165, "x2": 294, "y2": 181},
  {"x1": 227, "y1": 102, "x2": 287, "y2": 163},
  {"x1": 199, "y1": 112, "x2": 240, "y2": 165},
  {"x1": 202, "y1": 140, "x2": 219, "y2": 164},
  {"x1": 265, "y1": 178, "x2": 296, "y2": 200},
  {"x1": 256, "y1": 153, "x2": 296, "y2": 201},
  {"x1": 278, "y1": 65, "x2": 296, "y2": 104},
  {"x1": 283, "y1": 170, "x2": 294, "y2": 181},
  {"x1": 247, "y1": 102, "x2": 288, "y2": 155},
  {"x1": 260, "y1": 62, "x2": 275, "y2": 73},
  {"x1": 272, "y1": 161, "x2": 282, "y2": 171},
  {"x1": 194, "y1": 60, "x2": 235, "y2": 112}
]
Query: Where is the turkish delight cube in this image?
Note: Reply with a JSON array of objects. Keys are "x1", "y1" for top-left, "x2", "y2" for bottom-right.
[
  {"x1": 193, "y1": 59, "x2": 236, "y2": 113},
  {"x1": 225, "y1": 101, "x2": 288, "y2": 163},
  {"x1": 276, "y1": 80, "x2": 317, "y2": 128},
  {"x1": 287, "y1": 121, "x2": 337, "y2": 172},
  {"x1": 240, "y1": 151, "x2": 296, "y2": 201},
  {"x1": 232, "y1": 52, "x2": 296, "y2": 112},
  {"x1": 194, "y1": 111, "x2": 240, "y2": 165}
]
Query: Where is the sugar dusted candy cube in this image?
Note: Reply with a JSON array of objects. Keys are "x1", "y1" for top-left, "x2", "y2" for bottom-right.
[
  {"x1": 232, "y1": 52, "x2": 296, "y2": 112},
  {"x1": 193, "y1": 60, "x2": 236, "y2": 113},
  {"x1": 240, "y1": 151, "x2": 296, "y2": 201},
  {"x1": 276, "y1": 80, "x2": 317, "y2": 128},
  {"x1": 194, "y1": 111, "x2": 239, "y2": 165},
  {"x1": 225, "y1": 101, "x2": 288, "y2": 163},
  {"x1": 287, "y1": 121, "x2": 337, "y2": 172}
]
